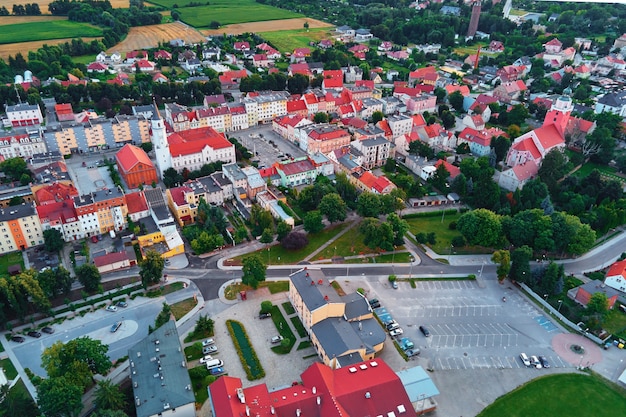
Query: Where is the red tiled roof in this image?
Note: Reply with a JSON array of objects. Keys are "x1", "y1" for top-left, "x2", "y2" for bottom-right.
[
  {"x1": 309, "y1": 127, "x2": 349, "y2": 141},
  {"x1": 36, "y1": 201, "x2": 78, "y2": 224},
  {"x1": 278, "y1": 159, "x2": 315, "y2": 176},
  {"x1": 607, "y1": 259, "x2": 626, "y2": 279},
  {"x1": 511, "y1": 160, "x2": 539, "y2": 181},
  {"x1": 286, "y1": 100, "x2": 307, "y2": 112},
  {"x1": 87, "y1": 62, "x2": 108, "y2": 70},
  {"x1": 168, "y1": 127, "x2": 232, "y2": 156},
  {"x1": 359, "y1": 171, "x2": 377, "y2": 189},
  {"x1": 169, "y1": 186, "x2": 192, "y2": 206},
  {"x1": 372, "y1": 175, "x2": 393, "y2": 193},
  {"x1": 324, "y1": 77, "x2": 344, "y2": 88},
  {"x1": 94, "y1": 251, "x2": 129, "y2": 267},
  {"x1": 115, "y1": 144, "x2": 154, "y2": 174},
  {"x1": 409, "y1": 65, "x2": 437, "y2": 79},
  {"x1": 234, "y1": 41, "x2": 250, "y2": 50},
  {"x1": 544, "y1": 38, "x2": 562, "y2": 46},
  {"x1": 35, "y1": 182, "x2": 78, "y2": 204},
  {"x1": 154, "y1": 50, "x2": 172, "y2": 59},
  {"x1": 435, "y1": 159, "x2": 461, "y2": 179},
  {"x1": 125, "y1": 191, "x2": 148, "y2": 214},
  {"x1": 355, "y1": 80, "x2": 374, "y2": 89},
  {"x1": 512, "y1": 137, "x2": 542, "y2": 160},
  {"x1": 275, "y1": 114, "x2": 305, "y2": 128},
  {"x1": 377, "y1": 120, "x2": 392, "y2": 136},
  {"x1": 342, "y1": 117, "x2": 367, "y2": 129},
  {"x1": 411, "y1": 114, "x2": 426, "y2": 127},
  {"x1": 55, "y1": 103, "x2": 74, "y2": 121},
  {"x1": 534, "y1": 123, "x2": 564, "y2": 151}
]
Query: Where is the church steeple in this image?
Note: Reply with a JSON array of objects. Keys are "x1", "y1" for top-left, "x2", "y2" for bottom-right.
[{"x1": 150, "y1": 99, "x2": 172, "y2": 177}]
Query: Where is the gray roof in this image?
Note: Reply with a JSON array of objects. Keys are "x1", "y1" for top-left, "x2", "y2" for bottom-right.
[
  {"x1": 129, "y1": 320, "x2": 194, "y2": 417},
  {"x1": 360, "y1": 136, "x2": 390, "y2": 148},
  {"x1": 144, "y1": 187, "x2": 167, "y2": 208},
  {"x1": 6, "y1": 103, "x2": 40, "y2": 113},
  {"x1": 223, "y1": 163, "x2": 246, "y2": 182},
  {"x1": 579, "y1": 279, "x2": 621, "y2": 300},
  {"x1": 0, "y1": 203, "x2": 36, "y2": 221},
  {"x1": 210, "y1": 172, "x2": 232, "y2": 188},
  {"x1": 343, "y1": 292, "x2": 371, "y2": 320},
  {"x1": 73, "y1": 187, "x2": 124, "y2": 207},
  {"x1": 311, "y1": 316, "x2": 385, "y2": 359},
  {"x1": 597, "y1": 91, "x2": 626, "y2": 108},
  {"x1": 290, "y1": 269, "x2": 341, "y2": 312}
]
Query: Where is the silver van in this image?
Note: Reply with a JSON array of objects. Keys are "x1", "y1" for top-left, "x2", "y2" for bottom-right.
[{"x1": 205, "y1": 359, "x2": 224, "y2": 369}]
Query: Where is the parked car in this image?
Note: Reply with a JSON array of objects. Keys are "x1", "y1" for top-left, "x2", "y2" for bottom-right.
[
  {"x1": 209, "y1": 366, "x2": 225, "y2": 376},
  {"x1": 390, "y1": 328, "x2": 404, "y2": 337},
  {"x1": 391, "y1": 281, "x2": 398, "y2": 289},
  {"x1": 387, "y1": 322, "x2": 400, "y2": 331},
  {"x1": 368, "y1": 298, "x2": 380, "y2": 308},
  {"x1": 539, "y1": 355, "x2": 550, "y2": 368},
  {"x1": 199, "y1": 355, "x2": 214, "y2": 364},
  {"x1": 27, "y1": 331, "x2": 41, "y2": 338},
  {"x1": 419, "y1": 326, "x2": 430, "y2": 337},
  {"x1": 203, "y1": 345, "x2": 218, "y2": 354},
  {"x1": 11, "y1": 335, "x2": 25, "y2": 343},
  {"x1": 41, "y1": 326, "x2": 55, "y2": 334},
  {"x1": 405, "y1": 348, "x2": 421, "y2": 357},
  {"x1": 106, "y1": 305, "x2": 118, "y2": 312},
  {"x1": 259, "y1": 312, "x2": 271, "y2": 319},
  {"x1": 202, "y1": 339, "x2": 215, "y2": 347},
  {"x1": 91, "y1": 235, "x2": 98, "y2": 243},
  {"x1": 110, "y1": 321, "x2": 122, "y2": 333},
  {"x1": 117, "y1": 301, "x2": 128, "y2": 308},
  {"x1": 519, "y1": 353, "x2": 531, "y2": 367},
  {"x1": 530, "y1": 355, "x2": 542, "y2": 369},
  {"x1": 271, "y1": 335, "x2": 284, "y2": 344},
  {"x1": 399, "y1": 337, "x2": 414, "y2": 350}
]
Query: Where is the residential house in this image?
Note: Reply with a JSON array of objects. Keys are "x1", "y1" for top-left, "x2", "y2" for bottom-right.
[
  {"x1": 355, "y1": 28, "x2": 373, "y2": 41},
  {"x1": 124, "y1": 50, "x2": 146, "y2": 64},
  {"x1": 498, "y1": 160, "x2": 539, "y2": 191},
  {"x1": 416, "y1": 123, "x2": 456, "y2": 150},
  {"x1": 457, "y1": 127, "x2": 491, "y2": 156},
  {"x1": 252, "y1": 54, "x2": 272, "y2": 68},
  {"x1": 488, "y1": 40, "x2": 504, "y2": 52},
  {"x1": 274, "y1": 158, "x2": 318, "y2": 187},
  {"x1": 0, "y1": 131, "x2": 47, "y2": 159},
  {"x1": 595, "y1": 91, "x2": 626, "y2": 117},
  {"x1": 493, "y1": 80, "x2": 527, "y2": 103},
  {"x1": 256, "y1": 190, "x2": 294, "y2": 227},
  {"x1": 297, "y1": 124, "x2": 351, "y2": 154},
  {"x1": 605, "y1": 259, "x2": 626, "y2": 294},
  {"x1": 233, "y1": 41, "x2": 250, "y2": 51},
  {"x1": 387, "y1": 114, "x2": 413, "y2": 139},
  {"x1": 352, "y1": 136, "x2": 390, "y2": 169},
  {"x1": 272, "y1": 114, "x2": 312, "y2": 143},
  {"x1": 73, "y1": 187, "x2": 127, "y2": 236},
  {"x1": 87, "y1": 62, "x2": 108, "y2": 73},
  {"x1": 319, "y1": 39, "x2": 333, "y2": 49},
  {"x1": 572, "y1": 280, "x2": 619, "y2": 310},
  {"x1": 154, "y1": 50, "x2": 172, "y2": 60},
  {"x1": 126, "y1": 191, "x2": 150, "y2": 222},
  {"x1": 356, "y1": 171, "x2": 395, "y2": 194},
  {"x1": 394, "y1": 131, "x2": 420, "y2": 156},
  {"x1": 408, "y1": 66, "x2": 438, "y2": 87},
  {"x1": 94, "y1": 251, "x2": 131, "y2": 274},
  {"x1": 434, "y1": 159, "x2": 460, "y2": 180}
]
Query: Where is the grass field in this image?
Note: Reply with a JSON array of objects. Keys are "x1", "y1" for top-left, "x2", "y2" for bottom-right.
[
  {"x1": 259, "y1": 27, "x2": 332, "y2": 52},
  {"x1": 0, "y1": 15, "x2": 65, "y2": 25},
  {"x1": 0, "y1": 252, "x2": 24, "y2": 278},
  {"x1": 572, "y1": 162, "x2": 626, "y2": 184},
  {"x1": 180, "y1": 5, "x2": 301, "y2": 27},
  {"x1": 0, "y1": 20, "x2": 102, "y2": 44},
  {"x1": 478, "y1": 373, "x2": 626, "y2": 417},
  {"x1": 603, "y1": 307, "x2": 626, "y2": 339},
  {"x1": 405, "y1": 212, "x2": 463, "y2": 254},
  {"x1": 170, "y1": 298, "x2": 197, "y2": 320}
]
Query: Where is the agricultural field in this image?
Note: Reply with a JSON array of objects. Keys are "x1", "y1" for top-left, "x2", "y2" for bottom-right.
[
  {"x1": 106, "y1": 21, "x2": 206, "y2": 54},
  {"x1": 0, "y1": 37, "x2": 99, "y2": 60},
  {"x1": 259, "y1": 27, "x2": 333, "y2": 53},
  {"x1": 0, "y1": 20, "x2": 102, "y2": 44},
  {"x1": 0, "y1": 0, "x2": 130, "y2": 11},
  {"x1": 180, "y1": 3, "x2": 302, "y2": 27},
  {"x1": 202, "y1": 18, "x2": 332, "y2": 38},
  {"x1": 0, "y1": 15, "x2": 65, "y2": 25}
]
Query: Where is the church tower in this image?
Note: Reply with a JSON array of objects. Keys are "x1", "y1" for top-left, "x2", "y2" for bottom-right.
[{"x1": 151, "y1": 103, "x2": 172, "y2": 177}]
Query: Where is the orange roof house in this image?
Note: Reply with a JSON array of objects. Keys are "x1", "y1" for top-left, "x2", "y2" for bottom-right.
[{"x1": 115, "y1": 144, "x2": 158, "y2": 189}]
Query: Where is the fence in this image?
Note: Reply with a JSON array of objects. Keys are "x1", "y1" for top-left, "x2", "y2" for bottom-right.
[{"x1": 519, "y1": 283, "x2": 605, "y2": 345}]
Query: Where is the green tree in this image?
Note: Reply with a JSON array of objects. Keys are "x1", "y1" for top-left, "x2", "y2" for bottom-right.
[
  {"x1": 260, "y1": 228, "x2": 274, "y2": 244},
  {"x1": 42, "y1": 337, "x2": 111, "y2": 382},
  {"x1": 249, "y1": 205, "x2": 274, "y2": 237},
  {"x1": 94, "y1": 379, "x2": 126, "y2": 411},
  {"x1": 43, "y1": 228, "x2": 65, "y2": 253},
  {"x1": 430, "y1": 162, "x2": 449, "y2": 191},
  {"x1": 538, "y1": 148, "x2": 569, "y2": 193},
  {"x1": 38, "y1": 266, "x2": 73, "y2": 298},
  {"x1": 139, "y1": 250, "x2": 165, "y2": 289},
  {"x1": 162, "y1": 167, "x2": 182, "y2": 188},
  {"x1": 491, "y1": 250, "x2": 510, "y2": 282},
  {"x1": 491, "y1": 136, "x2": 511, "y2": 164},
  {"x1": 193, "y1": 314, "x2": 215, "y2": 335},
  {"x1": 540, "y1": 262, "x2": 563, "y2": 296},
  {"x1": 584, "y1": 126, "x2": 616, "y2": 164},
  {"x1": 260, "y1": 300, "x2": 273, "y2": 314},
  {"x1": 509, "y1": 245, "x2": 532, "y2": 284},
  {"x1": 357, "y1": 192, "x2": 381, "y2": 218},
  {"x1": 303, "y1": 211, "x2": 324, "y2": 233},
  {"x1": 153, "y1": 302, "x2": 172, "y2": 331},
  {"x1": 37, "y1": 376, "x2": 83, "y2": 417},
  {"x1": 448, "y1": 90, "x2": 464, "y2": 112},
  {"x1": 140, "y1": 142, "x2": 153, "y2": 153},
  {"x1": 371, "y1": 111, "x2": 384, "y2": 123},
  {"x1": 241, "y1": 255, "x2": 266, "y2": 289},
  {"x1": 276, "y1": 221, "x2": 291, "y2": 241},
  {"x1": 440, "y1": 110, "x2": 456, "y2": 129},
  {"x1": 313, "y1": 112, "x2": 329, "y2": 123},
  {"x1": 0, "y1": 382, "x2": 38, "y2": 417},
  {"x1": 0, "y1": 157, "x2": 32, "y2": 183},
  {"x1": 319, "y1": 193, "x2": 347, "y2": 223},
  {"x1": 387, "y1": 213, "x2": 408, "y2": 245},
  {"x1": 457, "y1": 209, "x2": 502, "y2": 247},
  {"x1": 586, "y1": 292, "x2": 609, "y2": 317},
  {"x1": 75, "y1": 264, "x2": 101, "y2": 293}
]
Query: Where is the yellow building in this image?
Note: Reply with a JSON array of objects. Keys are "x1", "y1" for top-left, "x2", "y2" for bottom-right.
[{"x1": 289, "y1": 268, "x2": 386, "y2": 368}]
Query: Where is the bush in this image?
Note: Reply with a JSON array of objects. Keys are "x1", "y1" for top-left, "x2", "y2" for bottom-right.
[
  {"x1": 226, "y1": 320, "x2": 265, "y2": 380},
  {"x1": 388, "y1": 275, "x2": 397, "y2": 282},
  {"x1": 281, "y1": 231, "x2": 309, "y2": 250},
  {"x1": 451, "y1": 235, "x2": 466, "y2": 247},
  {"x1": 449, "y1": 221, "x2": 457, "y2": 230},
  {"x1": 260, "y1": 301, "x2": 273, "y2": 314}
]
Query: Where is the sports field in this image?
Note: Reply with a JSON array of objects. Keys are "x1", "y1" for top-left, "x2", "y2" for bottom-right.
[
  {"x1": 478, "y1": 373, "x2": 626, "y2": 417},
  {"x1": 0, "y1": 20, "x2": 102, "y2": 44},
  {"x1": 259, "y1": 27, "x2": 333, "y2": 52}
]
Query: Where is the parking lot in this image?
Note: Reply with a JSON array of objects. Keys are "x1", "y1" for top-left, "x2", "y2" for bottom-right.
[{"x1": 230, "y1": 124, "x2": 307, "y2": 170}]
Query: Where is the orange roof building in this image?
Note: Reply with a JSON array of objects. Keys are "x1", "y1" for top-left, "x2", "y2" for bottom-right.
[{"x1": 115, "y1": 144, "x2": 158, "y2": 189}]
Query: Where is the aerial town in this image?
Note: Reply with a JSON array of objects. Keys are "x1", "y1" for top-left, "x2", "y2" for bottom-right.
[{"x1": 0, "y1": 0, "x2": 626, "y2": 416}]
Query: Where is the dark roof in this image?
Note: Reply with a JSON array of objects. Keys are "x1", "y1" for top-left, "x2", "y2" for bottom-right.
[
  {"x1": 0, "y1": 204, "x2": 37, "y2": 221},
  {"x1": 289, "y1": 268, "x2": 341, "y2": 312},
  {"x1": 129, "y1": 320, "x2": 194, "y2": 417},
  {"x1": 343, "y1": 292, "x2": 371, "y2": 320},
  {"x1": 311, "y1": 317, "x2": 385, "y2": 360}
]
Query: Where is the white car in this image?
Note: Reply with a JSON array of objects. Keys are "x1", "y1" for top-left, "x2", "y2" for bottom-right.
[
  {"x1": 390, "y1": 328, "x2": 404, "y2": 337},
  {"x1": 203, "y1": 345, "x2": 218, "y2": 354},
  {"x1": 271, "y1": 335, "x2": 284, "y2": 344},
  {"x1": 106, "y1": 305, "x2": 118, "y2": 312},
  {"x1": 530, "y1": 355, "x2": 542, "y2": 369},
  {"x1": 520, "y1": 353, "x2": 531, "y2": 367},
  {"x1": 199, "y1": 355, "x2": 213, "y2": 364},
  {"x1": 202, "y1": 339, "x2": 215, "y2": 347}
]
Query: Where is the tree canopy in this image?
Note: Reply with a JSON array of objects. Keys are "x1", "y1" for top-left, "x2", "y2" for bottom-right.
[
  {"x1": 241, "y1": 255, "x2": 266, "y2": 289},
  {"x1": 139, "y1": 250, "x2": 165, "y2": 289}
]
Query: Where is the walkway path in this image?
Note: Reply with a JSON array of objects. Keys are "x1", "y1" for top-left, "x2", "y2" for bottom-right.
[{"x1": 302, "y1": 220, "x2": 358, "y2": 262}]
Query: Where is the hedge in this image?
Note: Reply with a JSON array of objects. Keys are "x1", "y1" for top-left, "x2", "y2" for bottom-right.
[{"x1": 226, "y1": 320, "x2": 265, "y2": 380}]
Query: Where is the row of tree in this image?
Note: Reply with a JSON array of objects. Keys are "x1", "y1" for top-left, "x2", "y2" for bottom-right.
[{"x1": 0, "y1": 3, "x2": 41, "y2": 15}]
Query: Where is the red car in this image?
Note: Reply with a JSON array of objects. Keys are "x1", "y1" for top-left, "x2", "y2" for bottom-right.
[{"x1": 91, "y1": 235, "x2": 98, "y2": 243}]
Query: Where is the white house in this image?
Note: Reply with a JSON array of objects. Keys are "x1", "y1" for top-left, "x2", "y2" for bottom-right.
[{"x1": 605, "y1": 259, "x2": 626, "y2": 294}]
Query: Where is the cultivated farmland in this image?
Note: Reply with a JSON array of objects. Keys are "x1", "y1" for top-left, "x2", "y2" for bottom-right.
[
  {"x1": 0, "y1": 37, "x2": 99, "y2": 60},
  {"x1": 258, "y1": 27, "x2": 333, "y2": 53},
  {"x1": 0, "y1": 20, "x2": 102, "y2": 44},
  {"x1": 0, "y1": 15, "x2": 65, "y2": 25},
  {"x1": 148, "y1": 0, "x2": 301, "y2": 28},
  {"x1": 106, "y1": 22, "x2": 205, "y2": 54},
  {"x1": 201, "y1": 18, "x2": 332, "y2": 37},
  {"x1": 0, "y1": 0, "x2": 130, "y2": 11}
]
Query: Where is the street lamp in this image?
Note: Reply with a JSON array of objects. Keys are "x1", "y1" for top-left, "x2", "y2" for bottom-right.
[
  {"x1": 409, "y1": 256, "x2": 414, "y2": 279},
  {"x1": 478, "y1": 262, "x2": 485, "y2": 278},
  {"x1": 557, "y1": 299, "x2": 563, "y2": 312},
  {"x1": 267, "y1": 247, "x2": 270, "y2": 265}
]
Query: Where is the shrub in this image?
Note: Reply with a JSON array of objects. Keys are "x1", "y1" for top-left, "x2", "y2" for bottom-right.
[
  {"x1": 452, "y1": 235, "x2": 466, "y2": 247},
  {"x1": 260, "y1": 301, "x2": 273, "y2": 314},
  {"x1": 449, "y1": 221, "x2": 457, "y2": 230},
  {"x1": 388, "y1": 275, "x2": 397, "y2": 282},
  {"x1": 226, "y1": 320, "x2": 265, "y2": 380}
]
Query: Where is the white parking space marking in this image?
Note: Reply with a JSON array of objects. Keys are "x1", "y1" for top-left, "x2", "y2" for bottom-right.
[{"x1": 432, "y1": 355, "x2": 575, "y2": 371}]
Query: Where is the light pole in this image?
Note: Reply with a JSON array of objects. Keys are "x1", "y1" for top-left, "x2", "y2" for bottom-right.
[
  {"x1": 267, "y1": 247, "x2": 270, "y2": 265},
  {"x1": 478, "y1": 262, "x2": 485, "y2": 278},
  {"x1": 557, "y1": 299, "x2": 563, "y2": 312},
  {"x1": 409, "y1": 256, "x2": 414, "y2": 279}
]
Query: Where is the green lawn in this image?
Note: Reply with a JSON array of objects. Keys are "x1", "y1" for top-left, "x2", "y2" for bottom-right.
[
  {"x1": 237, "y1": 222, "x2": 350, "y2": 265},
  {"x1": 171, "y1": 298, "x2": 197, "y2": 320},
  {"x1": 282, "y1": 301, "x2": 295, "y2": 315},
  {"x1": 157, "y1": 0, "x2": 302, "y2": 28},
  {"x1": 603, "y1": 306, "x2": 626, "y2": 339},
  {"x1": 184, "y1": 342, "x2": 204, "y2": 361},
  {"x1": 188, "y1": 365, "x2": 217, "y2": 405},
  {"x1": 478, "y1": 373, "x2": 626, "y2": 417},
  {"x1": 270, "y1": 305, "x2": 296, "y2": 354},
  {"x1": 226, "y1": 320, "x2": 265, "y2": 380},
  {"x1": 0, "y1": 251, "x2": 24, "y2": 278},
  {"x1": 0, "y1": 357, "x2": 18, "y2": 379},
  {"x1": 259, "y1": 28, "x2": 332, "y2": 53},
  {"x1": 572, "y1": 162, "x2": 626, "y2": 184},
  {"x1": 290, "y1": 315, "x2": 307, "y2": 338},
  {"x1": 404, "y1": 212, "x2": 463, "y2": 254},
  {"x1": 0, "y1": 21, "x2": 102, "y2": 44},
  {"x1": 314, "y1": 226, "x2": 372, "y2": 260}
]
